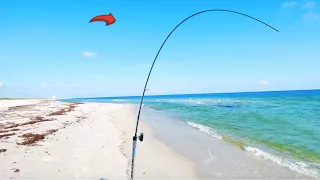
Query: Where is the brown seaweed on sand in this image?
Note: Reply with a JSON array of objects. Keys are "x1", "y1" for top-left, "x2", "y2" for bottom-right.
[
  {"x1": 12, "y1": 168, "x2": 20, "y2": 173},
  {"x1": 0, "y1": 128, "x2": 20, "y2": 133},
  {"x1": 47, "y1": 102, "x2": 83, "y2": 116},
  {"x1": 0, "y1": 149, "x2": 7, "y2": 153},
  {"x1": 3, "y1": 116, "x2": 52, "y2": 129},
  {"x1": 0, "y1": 133, "x2": 16, "y2": 139},
  {"x1": 17, "y1": 129, "x2": 58, "y2": 146},
  {"x1": 8, "y1": 104, "x2": 34, "y2": 112}
]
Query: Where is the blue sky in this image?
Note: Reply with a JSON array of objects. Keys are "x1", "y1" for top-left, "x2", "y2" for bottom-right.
[{"x1": 0, "y1": 0, "x2": 319, "y2": 98}]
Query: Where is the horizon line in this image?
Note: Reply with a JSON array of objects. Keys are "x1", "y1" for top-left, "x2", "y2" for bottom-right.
[{"x1": 65, "y1": 88, "x2": 320, "y2": 100}]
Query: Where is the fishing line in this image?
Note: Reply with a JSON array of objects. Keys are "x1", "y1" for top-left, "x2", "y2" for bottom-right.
[{"x1": 130, "y1": 9, "x2": 279, "y2": 180}]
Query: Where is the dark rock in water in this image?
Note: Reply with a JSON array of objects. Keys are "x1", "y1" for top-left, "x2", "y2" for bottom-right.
[
  {"x1": 214, "y1": 104, "x2": 238, "y2": 108},
  {"x1": 221, "y1": 105, "x2": 234, "y2": 108}
]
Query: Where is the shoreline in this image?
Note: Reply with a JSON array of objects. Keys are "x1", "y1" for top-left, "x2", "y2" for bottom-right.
[
  {"x1": 109, "y1": 103, "x2": 198, "y2": 179},
  {"x1": 0, "y1": 100, "x2": 315, "y2": 179},
  {"x1": 0, "y1": 100, "x2": 197, "y2": 179},
  {"x1": 136, "y1": 105, "x2": 316, "y2": 179}
]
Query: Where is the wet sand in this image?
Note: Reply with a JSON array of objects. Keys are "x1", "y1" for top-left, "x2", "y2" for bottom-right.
[
  {"x1": 140, "y1": 107, "x2": 315, "y2": 179},
  {"x1": 0, "y1": 100, "x2": 314, "y2": 179}
]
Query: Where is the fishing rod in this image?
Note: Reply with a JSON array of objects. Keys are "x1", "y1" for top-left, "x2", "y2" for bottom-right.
[{"x1": 130, "y1": 9, "x2": 279, "y2": 180}]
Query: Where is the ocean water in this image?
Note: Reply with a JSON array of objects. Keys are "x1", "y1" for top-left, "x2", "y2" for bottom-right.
[{"x1": 64, "y1": 89, "x2": 320, "y2": 178}]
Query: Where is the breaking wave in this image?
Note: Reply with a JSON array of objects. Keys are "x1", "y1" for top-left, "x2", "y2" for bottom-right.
[
  {"x1": 186, "y1": 121, "x2": 320, "y2": 179},
  {"x1": 245, "y1": 146, "x2": 319, "y2": 179},
  {"x1": 186, "y1": 122, "x2": 222, "y2": 140}
]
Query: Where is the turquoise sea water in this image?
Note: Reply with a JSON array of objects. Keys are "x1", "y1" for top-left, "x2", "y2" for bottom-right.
[{"x1": 64, "y1": 90, "x2": 320, "y2": 177}]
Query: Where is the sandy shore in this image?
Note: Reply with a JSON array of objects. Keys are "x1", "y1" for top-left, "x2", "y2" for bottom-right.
[
  {"x1": 0, "y1": 100, "x2": 197, "y2": 179},
  {"x1": 1, "y1": 99, "x2": 315, "y2": 179}
]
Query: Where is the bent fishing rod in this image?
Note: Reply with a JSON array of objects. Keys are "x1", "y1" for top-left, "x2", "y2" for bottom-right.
[{"x1": 130, "y1": 9, "x2": 279, "y2": 180}]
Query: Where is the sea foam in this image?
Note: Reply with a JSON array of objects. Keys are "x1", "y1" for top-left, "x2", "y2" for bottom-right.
[
  {"x1": 186, "y1": 121, "x2": 222, "y2": 140},
  {"x1": 244, "y1": 146, "x2": 319, "y2": 179},
  {"x1": 186, "y1": 121, "x2": 320, "y2": 179}
]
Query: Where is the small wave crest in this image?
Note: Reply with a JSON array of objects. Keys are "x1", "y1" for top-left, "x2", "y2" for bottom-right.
[
  {"x1": 244, "y1": 146, "x2": 319, "y2": 179},
  {"x1": 168, "y1": 99, "x2": 210, "y2": 105},
  {"x1": 186, "y1": 122, "x2": 222, "y2": 140},
  {"x1": 186, "y1": 122, "x2": 319, "y2": 179},
  {"x1": 187, "y1": 99, "x2": 203, "y2": 105},
  {"x1": 157, "y1": 98, "x2": 241, "y2": 107},
  {"x1": 112, "y1": 99, "x2": 126, "y2": 102}
]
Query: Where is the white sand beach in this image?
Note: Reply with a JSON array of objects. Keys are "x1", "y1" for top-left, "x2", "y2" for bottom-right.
[
  {"x1": 0, "y1": 100, "x2": 196, "y2": 180},
  {"x1": 0, "y1": 99, "x2": 314, "y2": 179}
]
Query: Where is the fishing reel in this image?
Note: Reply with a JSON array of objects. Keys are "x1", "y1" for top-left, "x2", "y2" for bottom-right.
[
  {"x1": 133, "y1": 133, "x2": 144, "y2": 142},
  {"x1": 138, "y1": 133, "x2": 144, "y2": 141}
]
